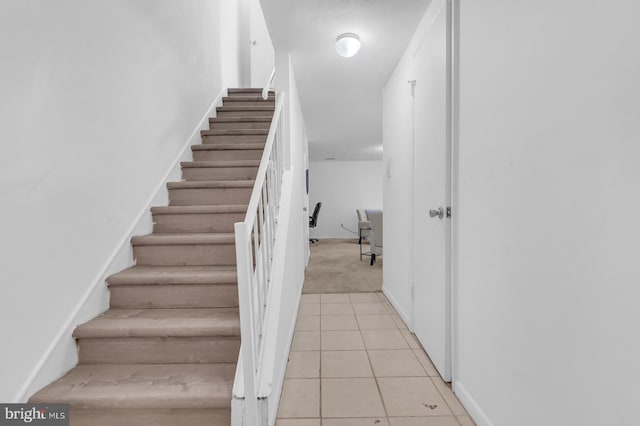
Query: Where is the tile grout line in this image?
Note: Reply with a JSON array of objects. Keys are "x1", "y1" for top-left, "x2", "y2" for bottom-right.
[{"x1": 355, "y1": 292, "x2": 392, "y2": 425}]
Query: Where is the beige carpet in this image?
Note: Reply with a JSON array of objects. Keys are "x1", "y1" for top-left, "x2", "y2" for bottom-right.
[{"x1": 303, "y1": 238, "x2": 382, "y2": 294}]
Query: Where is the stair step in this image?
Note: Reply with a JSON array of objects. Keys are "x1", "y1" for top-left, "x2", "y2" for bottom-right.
[
  {"x1": 192, "y1": 143, "x2": 265, "y2": 161},
  {"x1": 222, "y1": 97, "x2": 275, "y2": 107},
  {"x1": 29, "y1": 363, "x2": 235, "y2": 410},
  {"x1": 210, "y1": 116, "x2": 272, "y2": 122},
  {"x1": 109, "y1": 283, "x2": 238, "y2": 309},
  {"x1": 182, "y1": 160, "x2": 260, "y2": 168},
  {"x1": 216, "y1": 106, "x2": 275, "y2": 117},
  {"x1": 202, "y1": 129, "x2": 269, "y2": 136},
  {"x1": 216, "y1": 106, "x2": 274, "y2": 113},
  {"x1": 168, "y1": 180, "x2": 254, "y2": 206},
  {"x1": 73, "y1": 308, "x2": 239, "y2": 364},
  {"x1": 200, "y1": 129, "x2": 269, "y2": 145},
  {"x1": 78, "y1": 335, "x2": 240, "y2": 364},
  {"x1": 107, "y1": 265, "x2": 237, "y2": 286},
  {"x1": 202, "y1": 134, "x2": 268, "y2": 144},
  {"x1": 209, "y1": 116, "x2": 271, "y2": 130},
  {"x1": 223, "y1": 95, "x2": 274, "y2": 102},
  {"x1": 181, "y1": 160, "x2": 260, "y2": 181},
  {"x1": 192, "y1": 143, "x2": 265, "y2": 150},
  {"x1": 228, "y1": 88, "x2": 265, "y2": 94},
  {"x1": 74, "y1": 308, "x2": 240, "y2": 339},
  {"x1": 151, "y1": 205, "x2": 247, "y2": 233},
  {"x1": 132, "y1": 233, "x2": 236, "y2": 266},
  {"x1": 107, "y1": 265, "x2": 238, "y2": 309}
]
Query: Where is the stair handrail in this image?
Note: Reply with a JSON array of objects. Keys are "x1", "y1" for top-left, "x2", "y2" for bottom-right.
[
  {"x1": 262, "y1": 67, "x2": 275, "y2": 100},
  {"x1": 233, "y1": 90, "x2": 285, "y2": 425}
]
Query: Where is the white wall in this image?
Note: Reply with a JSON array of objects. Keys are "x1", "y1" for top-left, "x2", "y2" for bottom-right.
[
  {"x1": 0, "y1": 0, "x2": 243, "y2": 402},
  {"x1": 249, "y1": 0, "x2": 275, "y2": 87},
  {"x1": 308, "y1": 161, "x2": 383, "y2": 239},
  {"x1": 454, "y1": 1, "x2": 640, "y2": 425}
]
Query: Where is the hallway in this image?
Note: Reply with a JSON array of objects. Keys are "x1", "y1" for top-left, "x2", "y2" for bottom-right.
[
  {"x1": 276, "y1": 292, "x2": 474, "y2": 425},
  {"x1": 277, "y1": 239, "x2": 474, "y2": 425}
]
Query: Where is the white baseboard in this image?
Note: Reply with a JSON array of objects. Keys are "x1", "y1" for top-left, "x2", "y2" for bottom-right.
[
  {"x1": 454, "y1": 381, "x2": 495, "y2": 426},
  {"x1": 15, "y1": 89, "x2": 227, "y2": 403},
  {"x1": 382, "y1": 286, "x2": 413, "y2": 330}
]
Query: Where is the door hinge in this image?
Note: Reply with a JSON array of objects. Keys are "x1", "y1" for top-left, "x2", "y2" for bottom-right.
[
  {"x1": 410, "y1": 283, "x2": 415, "y2": 298},
  {"x1": 408, "y1": 80, "x2": 416, "y2": 97}
]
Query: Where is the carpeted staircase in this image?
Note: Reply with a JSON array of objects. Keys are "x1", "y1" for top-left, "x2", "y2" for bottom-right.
[{"x1": 29, "y1": 89, "x2": 274, "y2": 426}]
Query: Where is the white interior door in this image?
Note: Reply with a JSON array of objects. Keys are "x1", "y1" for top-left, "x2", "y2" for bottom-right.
[{"x1": 412, "y1": 0, "x2": 452, "y2": 381}]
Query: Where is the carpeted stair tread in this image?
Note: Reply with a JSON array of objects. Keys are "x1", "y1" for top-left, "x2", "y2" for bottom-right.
[
  {"x1": 167, "y1": 180, "x2": 254, "y2": 189},
  {"x1": 29, "y1": 363, "x2": 235, "y2": 410},
  {"x1": 107, "y1": 265, "x2": 237, "y2": 286},
  {"x1": 222, "y1": 96, "x2": 274, "y2": 102},
  {"x1": 151, "y1": 205, "x2": 247, "y2": 214},
  {"x1": 181, "y1": 160, "x2": 260, "y2": 168},
  {"x1": 201, "y1": 129, "x2": 269, "y2": 136},
  {"x1": 192, "y1": 143, "x2": 265, "y2": 151},
  {"x1": 169, "y1": 180, "x2": 256, "y2": 189},
  {"x1": 210, "y1": 116, "x2": 272, "y2": 123},
  {"x1": 73, "y1": 308, "x2": 240, "y2": 338},
  {"x1": 228, "y1": 88, "x2": 265, "y2": 94},
  {"x1": 216, "y1": 106, "x2": 275, "y2": 112},
  {"x1": 131, "y1": 233, "x2": 235, "y2": 246}
]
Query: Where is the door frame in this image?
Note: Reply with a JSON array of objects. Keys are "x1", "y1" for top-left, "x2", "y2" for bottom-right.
[{"x1": 449, "y1": 0, "x2": 460, "y2": 390}]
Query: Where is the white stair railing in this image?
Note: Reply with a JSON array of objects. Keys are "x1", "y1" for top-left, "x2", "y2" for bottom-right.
[
  {"x1": 262, "y1": 68, "x2": 276, "y2": 100},
  {"x1": 232, "y1": 91, "x2": 285, "y2": 425}
]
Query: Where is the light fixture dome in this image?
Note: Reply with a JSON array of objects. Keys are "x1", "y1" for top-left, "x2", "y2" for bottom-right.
[{"x1": 335, "y1": 33, "x2": 361, "y2": 58}]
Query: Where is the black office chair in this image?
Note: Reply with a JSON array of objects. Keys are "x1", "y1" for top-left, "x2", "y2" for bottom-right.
[{"x1": 309, "y1": 202, "x2": 322, "y2": 243}]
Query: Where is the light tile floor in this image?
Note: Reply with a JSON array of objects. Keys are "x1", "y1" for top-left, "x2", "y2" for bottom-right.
[{"x1": 277, "y1": 292, "x2": 476, "y2": 426}]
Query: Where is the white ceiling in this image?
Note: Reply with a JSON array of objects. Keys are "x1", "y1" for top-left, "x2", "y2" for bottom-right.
[{"x1": 261, "y1": 0, "x2": 431, "y2": 161}]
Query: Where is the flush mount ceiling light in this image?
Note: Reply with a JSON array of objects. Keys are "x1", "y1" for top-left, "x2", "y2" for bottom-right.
[{"x1": 335, "y1": 33, "x2": 361, "y2": 58}]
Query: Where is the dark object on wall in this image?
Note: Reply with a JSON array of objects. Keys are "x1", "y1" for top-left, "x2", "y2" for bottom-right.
[{"x1": 309, "y1": 202, "x2": 322, "y2": 243}]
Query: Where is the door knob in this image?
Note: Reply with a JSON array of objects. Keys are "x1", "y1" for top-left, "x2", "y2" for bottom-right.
[{"x1": 429, "y1": 207, "x2": 444, "y2": 219}]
